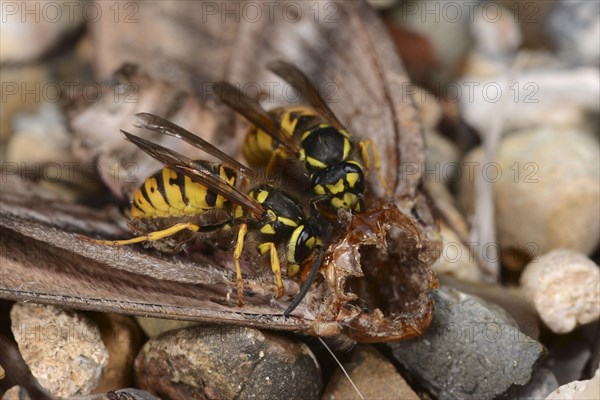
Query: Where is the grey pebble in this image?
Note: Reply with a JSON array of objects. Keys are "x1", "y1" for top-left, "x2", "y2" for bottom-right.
[
  {"x1": 388, "y1": 287, "x2": 546, "y2": 400},
  {"x1": 135, "y1": 325, "x2": 322, "y2": 400},
  {"x1": 543, "y1": 328, "x2": 595, "y2": 385}
]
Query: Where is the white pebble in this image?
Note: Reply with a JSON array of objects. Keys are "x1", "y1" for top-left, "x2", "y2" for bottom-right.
[
  {"x1": 460, "y1": 67, "x2": 600, "y2": 134},
  {"x1": 0, "y1": 2, "x2": 84, "y2": 63},
  {"x1": 546, "y1": 368, "x2": 600, "y2": 400},
  {"x1": 458, "y1": 127, "x2": 600, "y2": 267},
  {"x1": 520, "y1": 250, "x2": 600, "y2": 334}
]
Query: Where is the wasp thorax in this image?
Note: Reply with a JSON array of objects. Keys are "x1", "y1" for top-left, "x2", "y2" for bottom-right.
[
  {"x1": 249, "y1": 185, "x2": 305, "y2": 242},
  {"x1": 299, "y1": 125, "x2": 352, "y2": 171}
]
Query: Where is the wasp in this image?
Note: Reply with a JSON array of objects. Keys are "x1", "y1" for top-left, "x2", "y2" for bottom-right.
[
  {"x1": 214, "y1": 61, "x2": 390, "y2": 218},
  {"x1": 80, "y1": 113, "x2": 326, "y2": 315}
]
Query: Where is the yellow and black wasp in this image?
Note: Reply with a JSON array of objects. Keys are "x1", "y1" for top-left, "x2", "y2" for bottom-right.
[
  {"x1": 214, "y1": 61, "x2": 390, "y2": 218},
  {"x1": 80, "y1": 113, "x2": 326, "y2": 315}
]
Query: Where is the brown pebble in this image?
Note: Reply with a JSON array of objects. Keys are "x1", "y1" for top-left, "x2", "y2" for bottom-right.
[
  {"x1": 322, "y1": 344, "x2": 418, "y2": 400},
  {"x1": 92, "y1": 313, "x2": 144, "y2": 392},
  {"x1": 134, "y1": 316, "x2": 197, "y2": 337},
  {"x1": 135, "y1": 325, "x2": 322, "y2": 400}
]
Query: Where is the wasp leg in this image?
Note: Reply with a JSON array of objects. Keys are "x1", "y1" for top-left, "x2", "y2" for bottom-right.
[
  {"x1": 79, "y1": 222, "x2": 202, "y2": 246},
  {"x1": 259, "y1": 242, "x2": 285, "y2": 299},
  {"x1": 233, "y1": 223, "x2": 248, "y2": 307},
  {"x1": 358, "y1": 139, "x2": 391, "y2": 195},
  {"x1": 265, "y1": 147, "x2": 289, "y2": 176},
  {"x1": 309, "y1": 196, "x2": 339, "y2": 221}
]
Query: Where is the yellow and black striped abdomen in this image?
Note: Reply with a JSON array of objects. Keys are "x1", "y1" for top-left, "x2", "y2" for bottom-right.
[
  {"x1": 242, "y1": 106, "x2": 324, "y2": 167},
  {"x1": 130, "y1": 167, "x2": 233, "y2": 219}
]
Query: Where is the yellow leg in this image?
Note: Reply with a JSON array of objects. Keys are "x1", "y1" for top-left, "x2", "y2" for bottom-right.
[
  {"x1": 78, "y1": 222, "x2": 201, "y2": 246},
  {"x1": 233, "y1": 223, "x2": 248, "y2": 307},
  {"x1": 287, "y1": 263, "x2": 300, "y2": 277},
  {"x1": 358, "y1": 139, "x2": 391, "y2": 195},
  {"x1": 269, "y1": 242, "x2": 285, "y2": 298},
  {"x1": 265, "y1": 147, "x2": 288, "y2": 176},
  {"x1": 259, "y1": 242, "x2": 284, "y2": 298}
]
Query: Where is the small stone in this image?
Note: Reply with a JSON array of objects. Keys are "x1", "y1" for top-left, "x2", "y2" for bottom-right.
[
  {"x1": 430, "y1": 221, "x2": 481, "y2": 282},
  {"x1": 510, "y1": 368, "x2": 559, "y2": 400},
  {"x1": 459, "y1": 67, "x2": 599, "y2": 134},
  {"x1": 4, "y1": 101, "x2": 98, "y2": 200},
  {"x1": 544, "y1": 329, "x2": 593, "y2": 385},
  {"x1": 389, "y1": 287, "x2": 546, "y2": 400},
  {"x1": 93, "y1": 313, "x2": 144, "y2": 392},
  {"x1": 458, "y1": 127, "x2": 600, "y2": 269},
  {"x1": 5, "y1": 102, "x2": 72, "y2": 165},
  {"x1": 546, "y1": 368, "x2": 600, "y2": 400},
  {"x1": 471, "y1": 5, "x2": 521, "y2": 60},
  {"x1": 461, "y1": 5, "x2": 521, "y2": 78},
  {"x1": 412, "y1": 87, "x2": 443, "y2": 130},
  {"x1": 438, "y1": 277, "x2": 540, "y2": 340},
  {"x1": 10, "y1": 303, "x2": 109, "y2": 398},
  {"x1": 546, "y1": 0, "x2": 600, "y2": 66},
  {"x1": 135, "y1": 325, "x2": 322, "y2": 400},
  {"x1": 322, "y1": 344, "x2": 418, "y2": 400},
  {"x1": 1, "y1": 386, "x2": 31, "y2": 400},
  {"x1": 69, "y1": 388, "x2": 161, "y2": 400},
  {"x1": 520, "y1": 250, "x2": 600, "y2": 334},
  {"x1": 0, "y1": 1, "x2": 84, "y2": 63},
  {"x1": 425, "y1": 129, "x2": 461, "y2": 186},
  {"x1": 0, "y1": 65, "x2": 48, "y2": 146},
  {"x1": 425, "y1": 179, "x2": 470, "y2": 241},
  {"x1": 391, "y1": 0, "x2": 473, "y2": 85},
  {"x1": 134, "y1": 316, "x2": 197, "y2": 337},
  {"x1": 589, "y1": 327, "x2": 600, "y2": 378}
]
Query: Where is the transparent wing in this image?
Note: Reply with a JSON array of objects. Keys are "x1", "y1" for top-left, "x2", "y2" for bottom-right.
[
  {"x1": 134, "y1": 112, "x2": 255, "y2": 179},
  {"x1": 122, "y1": 130, "x2": 265, "y2": 217},
  {"x1": 267, "y1": 60, "x2": 345, "y2": 130},
  {"x1": 213, "y1": 82, "x2": 300, "y2": 153}
]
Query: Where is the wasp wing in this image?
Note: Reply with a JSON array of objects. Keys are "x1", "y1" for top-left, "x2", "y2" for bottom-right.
[
  {"x1": 267, "y1": 60, "x2": 346, "y2": 131},
  {"x1": 134, "y1": 113, "x2": 256, "y2": 179},
  {"x1": 213, "y1": 82, "x2": 300, "y2": 153},
  {"x1": 122, "y1": 131, "x2": 265, "y2": 218}
]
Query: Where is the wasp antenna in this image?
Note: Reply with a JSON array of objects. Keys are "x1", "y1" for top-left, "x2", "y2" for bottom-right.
[
  {"x1": 283, "y1": 245, "x2": 324, "y2": 316},
  {"x1": 318, "y1": 337, "x2": 365, "y2": 400}
]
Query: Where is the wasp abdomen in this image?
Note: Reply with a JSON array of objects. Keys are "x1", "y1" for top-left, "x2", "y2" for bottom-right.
[
  {"x1": 131, "y1": 167, "x2": 233, "y2": 218},
  {"x1": 243, "y1": 106, "x2": 323, "y2": 167}
]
